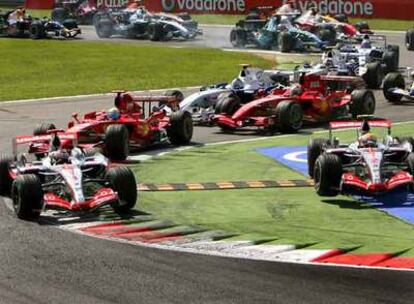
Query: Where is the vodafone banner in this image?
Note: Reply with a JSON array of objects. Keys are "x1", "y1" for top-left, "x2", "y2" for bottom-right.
[
  {"x1": 25, "y1": 0, "x2": 414, "y2": 20},
  {"x1": 155, "y1": 0, "x2": 413, "y2": 19}
]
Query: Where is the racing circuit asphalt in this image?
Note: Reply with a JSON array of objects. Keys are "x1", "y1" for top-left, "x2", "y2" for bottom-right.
[{"x1": 0, "y1": 26, "x2": 413, "y2": 303}]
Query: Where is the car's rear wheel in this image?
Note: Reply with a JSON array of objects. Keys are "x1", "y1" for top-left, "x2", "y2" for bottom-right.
[
  {"x1": 11, "y1": 174, "x2": 43, "y2": 220},
  {"x1": 0, "y1": 154, "x2": 14, "y2": 196},
  {"x1": 307, "y1": 138, "x2": 330, "y2": 178},
  {"x1": 314, "y1": 153, "x2": 342, "y2": 197},
  {"x1": 95, "y1": 19, "x2": 113, "y2": 38},
  {"x1": 382, "y1": 72, "x2": 405, "y2": 103},
  {"x1": 383, "y1": 47, "x2": 399, "y2": 73},
  {"x1": 363, "y1": 62, "x2": 383, "y2": 89},
  {"x1": 350, "y1": 89, "x2": 376, "y2": 118},
  {"x1": 230, "y1": 28, "x2": 246, "y2": 48},
  {"x1": 406, "y1": 29, "x2": 414, "y2": 51},
  {"x1": 106, "y1": 167, "x2": 137, "y2": 213},
  {"x1": 215, "y1": 92, "x2": 240, "y2": 114},
  {"x1": 33, "y1": 123, "x2": 56, "y2": 136},
  {"x1": 30, "y1": 21, "x2": 46, "y2": 39},
  {"x1": 167, "y1": 111, "x2": 193, "y2": 145},
  {"x1": 276, "y1": 101, "x2": 303, "y2": 133},
  {"x1": 148, "y1": 23, "x2": 165, "y2": 41},
  {"x1": 278, "y1": 32, "x2": 294, "y2": 53},
  {"x1": 105, "y1": 124, "x2": 129, "y2": 161}
]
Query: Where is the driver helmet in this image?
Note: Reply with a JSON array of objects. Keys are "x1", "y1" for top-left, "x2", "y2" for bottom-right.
[
  {"x1": 359, "y1": 121, "x2": 377, "y2": 147},
  {"x1": 359, "y1": 132, "x2": 377, "y2": 147},
  {"x1": 230, "y1": 78, "x2": 244, "y2": 90},
  {"x1": 360, "y1": 35, "x2": 371, "y2": 49},
  {"x1": 277, "y1": 16, "x2": 290, "y2": 30},
  {"x1": 107, "y1": 107, "x2": 120, "y2": 120}
]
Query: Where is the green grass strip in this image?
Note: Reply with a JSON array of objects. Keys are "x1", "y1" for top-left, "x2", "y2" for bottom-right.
[
  {"x1": 0, "y1": 39, "x2": 272, "y2": 101},
  {"x1": 134, "y1": 122, "x2": 414, "y2": 256}
]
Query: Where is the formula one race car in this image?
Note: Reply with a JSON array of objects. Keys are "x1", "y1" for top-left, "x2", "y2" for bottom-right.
[
  {"x1": 230, "y1": 14, "x2": 326, "y2": 52},
  {"x1": 213, "y1": 73, "x2": 375, "y2": 133},
  {"x1": 308, "y1": 118, "x2": 414, "y2": 196},
  {"x1": 29, "y1": 91, "x2": 193, "y2": 161},
  {"x1": 179, "y1": 65, "x2": 290, "y2": 125},
  {"x1": 0, "y1": 11, "x2": 81, "y2": 39},
  {"x1": 295, "y1": 10, "x2": 372, "y2": 44},
  {"x1": 0, "y1": 132, "x2": 137, "y2": 220},
  {"x1": 382, "y1": 72, "x2": 413, "y2": 103},
  {"x1": 94, "y1": 8, "x2": 201, "y2": 40},
  {"x1": 323, "y1": 36, "x2": 399, "y2": 89},
  {"x1": 52, "y1": 0, "x2": 97, "y2": 24}
]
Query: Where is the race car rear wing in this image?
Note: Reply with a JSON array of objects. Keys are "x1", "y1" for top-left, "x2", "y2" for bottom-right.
[
  {"x1": 12, "y1": 133, "x2": 78, "y2": 157},
  {"x1": 329, "y1": 120, "x2": 392, "y2": 130}
]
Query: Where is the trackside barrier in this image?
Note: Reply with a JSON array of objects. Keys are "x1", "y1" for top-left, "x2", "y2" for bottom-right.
[{"x1": 24, "y1": 0, "x2": 414, "y2": 20}]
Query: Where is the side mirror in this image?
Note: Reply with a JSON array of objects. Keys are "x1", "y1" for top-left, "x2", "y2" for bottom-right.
[{"x1": 68, "y1": 121, "x2": 74, "y2": 128}]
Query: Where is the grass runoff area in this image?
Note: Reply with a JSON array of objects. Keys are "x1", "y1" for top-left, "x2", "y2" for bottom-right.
[
  {"x1": 1, "y1": 7, "x2": 412, "y2": 31},
  {"x1": 134, "y1": 122, "x2": 414, "y2": 256},
  {"x1": 0, "y1": 39, "x2": 273, "y2": 101}
]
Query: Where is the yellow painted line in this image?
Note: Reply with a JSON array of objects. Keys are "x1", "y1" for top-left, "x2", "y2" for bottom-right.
[
  {"x1": 156, "y1": 184, "x2": 175, "y2": 191},
  {"x1": 246, "y1": 181, "x2": 266, "y2": 188},
  {"x1": 216, "y1": 182, "x2": 236, "y2": 189},
  {"x1": 137, "y1": 184, "x2": 150, "y2": 191},
  {"x1": 186, "y1": 183, "x2": 205, "y2": 190},
  {"x1": 277, "y1": 181, "x2": 297, "y2": 187}
]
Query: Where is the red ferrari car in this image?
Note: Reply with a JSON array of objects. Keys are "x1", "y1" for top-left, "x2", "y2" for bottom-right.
[
  {"x1": 308, "y1": 118, "x2": 414, "y2": 196},
  {"x1": 30, "y1": 91, "x2": 193, "y2": 161},
  {"x1": 213, "y1": 73, "x2": 374, "y2": 133}
]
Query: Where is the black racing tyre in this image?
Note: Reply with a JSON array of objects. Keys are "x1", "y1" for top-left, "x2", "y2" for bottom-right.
[
  {"x1": 230, "y1": 28, "x2": 247, "y2": 48},
  {"x1": 11, "y1": 174, "x2": 43, "y2": 220},
  {"x1": 314, "y1": 153, "x2": 342, "y2": 197},
  {"x1": 406, "y1": 29, "x2": 414, "y2": 51},
  {"x1": 167, "y1": 111, "x2": 193, "y2": 145},
  {"x1": 383, "y1": 50, "x2": 399, "y2": 73},
  {"x1": 105, "y1": 124, "x2": 129, "y2": 161},
  {"x1": 164, "y1": 90, "x2": 184, "y2": 103},
  {"x1": 51, "y1": 7, "x2": 68, "y2": 23},
  {"x1": 148, "y1": 23, "x2": 165, "y2": 41},
  {"x1": 276, "y1": 101, "x2": 303, "y2": 133},
  {"x1": 334, "y1": 14, "x2": 348, "y2": 23},
  {"x1": 406, "y1": 153, "x2": 414, "y2": 176},
  {"x1": 62, "y1": 18, "x2": 78, "y2": 30},
  {"x1": 215, "y1": 92, "x2": 240, "y2": 115},
  {"x1": 33, "y1": 123, "x2": 56, "y2": 136},
  {"x1": 355, "y1": 21, "x2": 369, "y2": 32},
  {"x1": 218, "y1": 94, "x2": 241, "y2": 116},
  {"x1": 350, "y1": 89, "x2": 376, "y2": 119},
  {"x1": 95, "y1": 19, "x2": 113, "y2": 38},
  {"x1": 278, "y1": 32, "x2": 294, "y2": 53},
  {"x1": 307, "y1": 138, "x2": 330, "y2": 178},
  {"x1": 383, "y1": 72, "x2": 405, "y2": 103},
  {"x1": 177, "y1": 12, "x2": 191, "y2": 21},
  {"x1": 363, "y1": 62, "x2": 383, "y2": 89},
  {"x1": 30, "y1": 21, "x2": 46, "y2": 39},
  {"x1": 0, "y1": 154, "x2": 14, "y2": 196},
  {"x1": 318, "y1": 28, "x2": 336, "y2": 45},
  {"x1": 106, "y1": 167, "x2": 137, "y2": 213}
]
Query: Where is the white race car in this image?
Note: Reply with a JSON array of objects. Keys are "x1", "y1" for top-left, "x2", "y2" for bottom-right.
[{"x1": 179, "y1": 65, "x2": 291, "y2": 124}]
